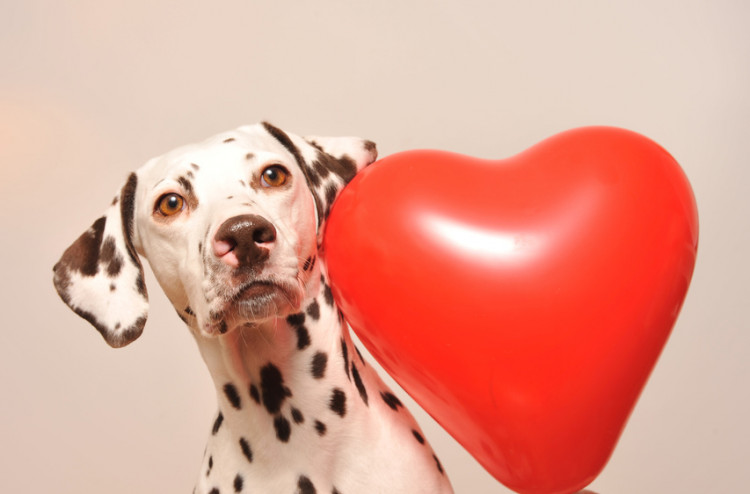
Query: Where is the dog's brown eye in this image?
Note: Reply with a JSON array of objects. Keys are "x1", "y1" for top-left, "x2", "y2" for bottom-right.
[
  {"x1": 156, "y1": 193, "x2": 185, "y2": 216},
  {"x1": 261, "y1": 165, "x2": 289, "y2": 188}
]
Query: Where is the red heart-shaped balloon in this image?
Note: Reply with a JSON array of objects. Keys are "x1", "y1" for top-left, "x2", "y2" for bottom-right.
[{"x1": 324, "y1": 127, "x2": 698, "y2": 494}]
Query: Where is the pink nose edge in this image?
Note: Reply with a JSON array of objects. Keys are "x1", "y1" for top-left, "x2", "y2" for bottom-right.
[{"x1": 212, "y1": 239, "x2": 239, "y2": 268}]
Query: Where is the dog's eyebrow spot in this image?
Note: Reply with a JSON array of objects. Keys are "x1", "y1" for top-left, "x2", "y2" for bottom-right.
[
  {"x1": 245, "y1": 152, "x2": 255, "y2": 160},
  {"x1": 177, "y1": 176, "x2": 200, "y2": 210},
  {"x1": 190, "y1": 163, "x2": 200, "y2": 171},
  {"x1": 223, "y1": 137, "x2": 236, "y2": 143},
  {"x1": 227, "y1": 195, "x2": 234, "y2": 200},
  {"x1": 239, "y1": 179, "x2": 247, "y2": 187}
]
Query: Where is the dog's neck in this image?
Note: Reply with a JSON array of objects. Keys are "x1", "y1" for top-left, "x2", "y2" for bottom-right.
[{"x1": 187, "y1": 261, "x2": 369, "y2": 472}]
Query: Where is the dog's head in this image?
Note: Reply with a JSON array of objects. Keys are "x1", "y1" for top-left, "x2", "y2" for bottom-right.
[{"x1": 53, "y1": 123, "x2": 376, "y2": 347}]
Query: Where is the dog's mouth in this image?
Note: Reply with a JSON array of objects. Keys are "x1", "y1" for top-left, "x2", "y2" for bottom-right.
[{"x1": 205, "y1": 278, "x2": 302, "y2": 335}]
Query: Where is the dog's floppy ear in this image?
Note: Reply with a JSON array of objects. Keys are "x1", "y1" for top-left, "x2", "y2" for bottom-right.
[
  {"x1": 261, "y1": 122, "x2": 378, "y2": 233},
  {"x1": 301, "y1": 134, "x2": 378, "y2": 234},
  {"x1": 53, "y1": 173, "x2": 148, "y2": 348}
]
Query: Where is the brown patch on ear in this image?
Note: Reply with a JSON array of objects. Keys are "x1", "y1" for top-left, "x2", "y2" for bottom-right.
[
  {"x1": 120, "y1": 174, "x2": 139, "y2": 266},
  {"x1": 318, "y1": 152, "x2": 357, "y2": 184},
  {"x1": 54, "y1": 216, "x2": 107, "y2": 278}
]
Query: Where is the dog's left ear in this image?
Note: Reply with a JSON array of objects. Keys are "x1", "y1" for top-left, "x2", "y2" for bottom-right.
[
  {"x1": 53, "y1": 173, "x2": 149, "y2": 348},
  {"x1": 301, "y1": 134, "x2": 378, "y2": 227},
  {"x1": 260, "y1": 122, "x2": 377, "y2": 233}
]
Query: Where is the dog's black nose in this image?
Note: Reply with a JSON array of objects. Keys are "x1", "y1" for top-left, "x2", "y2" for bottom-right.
[{"x1": 213, "y1": 214, "x2": 277, "y2": 268}]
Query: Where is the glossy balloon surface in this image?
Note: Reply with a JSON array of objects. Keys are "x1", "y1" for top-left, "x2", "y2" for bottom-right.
[{"x1": 324, "y1": 127, "x2": 698, "y2": 494}]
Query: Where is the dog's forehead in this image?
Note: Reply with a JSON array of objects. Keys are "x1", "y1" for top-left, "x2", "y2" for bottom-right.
[{"x1": 137, "y1": 125, "x2": 299, "y2": 184}]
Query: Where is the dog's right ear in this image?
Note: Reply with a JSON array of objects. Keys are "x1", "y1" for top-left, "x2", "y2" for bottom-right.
[{"x1": 53, "y1": 173, "x2": 149, "y2": 348}]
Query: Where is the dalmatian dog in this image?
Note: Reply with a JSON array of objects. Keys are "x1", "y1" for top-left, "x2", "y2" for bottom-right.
[{"x1": 53, "y1": 123, "x2": 454, "y2": 494}]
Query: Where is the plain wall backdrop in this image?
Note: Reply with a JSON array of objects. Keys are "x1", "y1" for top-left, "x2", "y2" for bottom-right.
[{"x1": 1, "y1": 1, "x2": 747, "y2": 492}]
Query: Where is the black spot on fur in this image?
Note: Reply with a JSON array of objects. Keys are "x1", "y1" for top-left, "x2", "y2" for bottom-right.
[
  {"x1": 287, "y1": 312, "x2": 306, "y2": 326},
  {"x1": 185, "y1": 306, "x2": 194, "y2": 316},
  {"x1": 297, "y1": 475, "x2": 316, "y2": 494},
  {"x1": 212, "y1": 412, "x2": 223, "y2": 435},
  {"x1": 324, "y1": 183, "x2": 339, "y2": 216},
  {"x1": 433, "y1": 454, "x2": 444, "y2": 474},
  {"x1": 291, "y1": 407, "x2": 304, "y2": 424},
  {"x1": 380, "y1": 391, "x2": 403, "y2": 411},
  {"x1": 340, "y1": 338, "x2": 350, "y2": 380},
  {"x1": 109, "y1": 283, "x2": 116, "y2": 292},
  {"x1": 294, "y1": 326, "x2": 310, "y2": 350},
  {"x1": 332, "y1": 489, "x2": 342, "y2": 494},
  {"x1": 314, "y1": 420, "x2": 327, "y2": 436},
  {"x1": 223, "y1": 137, "x2": 236, "y2": 143},
  {"x1": 239, "y1": 437, "x2": 253, "y2": 463},
  {"x1": 323, "y1": 283, "x2": 333, "y2": 306},
  {"x1": 312, "y1": 158, "x2": 332, "y2": 180},
  {"x1": 120, "y1": 173, "x2": 142, "y2": 270},
  {"x1": 351, "y1": 364, "x2": 368, "y2": 406},
  {"x1": 306, "y1": 300, "x2": 320, "y2": 321},
  {"x1": 274, "y1": 415, "x2": 291, "y2": 442},
  {"x1": 191, "y1": 163, "x2": 200, "y2": 171},
  {"x1": 234, "y1": 474, "x2": 244, "y2": 492},
  {"x1": 208, "y1": 488, "x2": 219, "y2": 494},
  {"x1": 219, "y1": 320, "x2": 228, "y2": 334},
  {"x1": 260, "y1": 363, "x2": 290, "y2": 414},
  {"x1": 329, "y1": 388, "x2": 346, "y2": 417},
  {"x1": 245, "y1": 152, "x2": 254, "y2": 160},
  {"x1": 206, "y1": 455, "x2": 213, "y2": 476},
  {"x1": 412, "y1": 429, "x2": 425, "y2": 444},
  {"x1": 56, "y1": 216, "x2": 106, "y2": 277},
  {"x1": 177, "y1": 175, "x2": 194, "y2": 199},
  {"x1": 303, "y1": 162, "x2": 323, "y2": 187},
  {"x1": 100, "y1": 237, "x2": 123, "y2": 277},
  {"x1": 223, "y1": 383, "x2": 242, "y2": 410},
  {"x1": 315, "y1": 149, "x2": 358, "y2": 185},
  {"x1": 354, "y1": 346, "x2": 365, "y2": 365},
  {"x1": 311, "y1": 352, "x2": 328, "y2": 379},
  {"x1": 249, "y1": 383, "x2": 260, "y2": 404}
]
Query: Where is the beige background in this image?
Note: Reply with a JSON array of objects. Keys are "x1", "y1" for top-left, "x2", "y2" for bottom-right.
[{"x1": 1, "y1": 1, "x2": 748, "y2": 492}]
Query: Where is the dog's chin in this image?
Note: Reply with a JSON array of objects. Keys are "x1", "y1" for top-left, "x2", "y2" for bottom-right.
[{"x1": 205, "y1": 280, "x2": 302, "y2": 336}]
